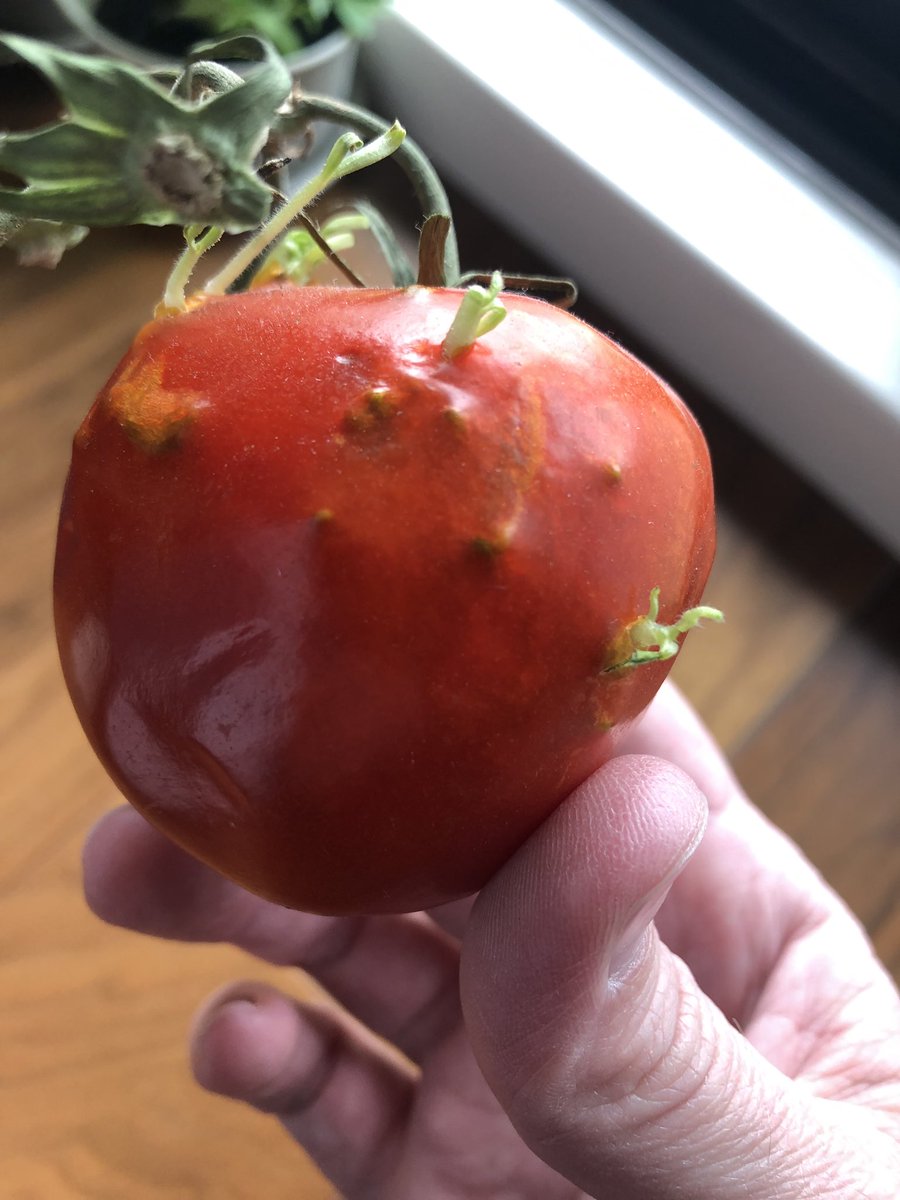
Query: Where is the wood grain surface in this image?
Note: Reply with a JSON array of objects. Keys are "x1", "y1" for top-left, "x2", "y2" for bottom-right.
[{"x1": 1, "y1": 103, "x2": 898, "y2": 1198}]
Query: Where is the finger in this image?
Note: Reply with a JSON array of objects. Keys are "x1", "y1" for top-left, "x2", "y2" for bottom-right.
[
  {"x1": 615, "y1": 684, "x2": 833, "y2": 1018},
  {"x1": 593, "y1": 685, "x2": 900, "y2": 1091},
  {"x1": 191, "y1": 981, "x2": 413, "y2": 1198},
  {"x1": 426, "y1": 895, "x2": 476, "y2": 939},
  {"x1": 84, "y1": 807, "x2": 461, "y2": 1061},
  {"x1": 743, "y1": 891, "x2": 900, "y2": 1099},
  {"x1": 461, "y1": 754, "x2": 886, "y2": 1200}
]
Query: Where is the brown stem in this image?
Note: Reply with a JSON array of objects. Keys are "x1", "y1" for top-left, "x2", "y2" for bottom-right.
[
  {"x1": 417, "y1": 214, "x2": 451, "y2": 287},
  {"x1": 460, "y1": 272, "x2": 579, "y2": 309},
  {"x1": 297, "y1": 213, "x2": 367, "y2": 288}
]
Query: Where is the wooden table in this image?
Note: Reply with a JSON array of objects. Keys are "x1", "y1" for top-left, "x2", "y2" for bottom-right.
[{"x1": 2, "y1": 125, "x2": 898, "y2": 1196}]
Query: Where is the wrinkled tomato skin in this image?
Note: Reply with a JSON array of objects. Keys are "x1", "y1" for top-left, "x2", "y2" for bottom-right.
[{"x1": 54, "y1": 286, "x2": 715, "y2": 914}]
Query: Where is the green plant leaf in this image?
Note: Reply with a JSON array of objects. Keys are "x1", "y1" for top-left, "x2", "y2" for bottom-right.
[
  {"x1": 334, "y1": 0, "x2": 391, "y2": 39},
  {"x1": 0, "y1": 34, "x2": 292, "y2": 231},
  {"x1": 296, "y1": 0, "x2": 335, "y2": 38},
  {"x1": 175, "y1": 0, "x2": 305, "y2": 55},
  {"x1": 169, "y1": 0, "x2": 388, "y2": 44},
  {"x1": 187, "y1": 37, "x2": 294, "y2": 158}
]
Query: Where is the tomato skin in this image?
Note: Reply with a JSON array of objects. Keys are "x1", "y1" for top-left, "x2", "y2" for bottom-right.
[{"x1": 54, "y1": 285, "x2": 715, "y2": 914}]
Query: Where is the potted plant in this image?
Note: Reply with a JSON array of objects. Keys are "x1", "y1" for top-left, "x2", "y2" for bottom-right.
[{"x1": 43, "y1": 0, "x2": 390, "y2": 95}]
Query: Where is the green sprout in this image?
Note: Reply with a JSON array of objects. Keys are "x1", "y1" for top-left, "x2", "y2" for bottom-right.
[
  {"x1": 251, "y1": 211, "x2": 370, "y2": 287},
  {"x1": 606, "y1": 587, "x2": 724, "y2": 672},
  {"x1": 200, "y1": 121, "x2": 405, "y2": 297},
  {"x1": 442, "y1": 271, "x2": 507, "y2": 359}
]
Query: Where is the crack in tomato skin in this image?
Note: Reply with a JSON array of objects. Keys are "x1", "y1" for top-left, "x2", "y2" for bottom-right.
[{"x1": 54, "y1": 284, "x2": 717, "y2": 915}]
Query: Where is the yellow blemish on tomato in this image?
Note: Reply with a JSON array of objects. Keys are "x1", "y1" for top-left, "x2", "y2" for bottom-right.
[
  {"x1": 442, "y1": 405, "x2": 467, "y2": 429},
  {"x1": 153, "y1": 291, "x2": 210, "y2": 320},
  {"x1": 342, "y1": 388, "x2": 398, "y2": 436},
  {"x1": 365, "y1": 387, "x2": 392, "y2": 412},
  {"x1": 106, "y1": 355, "x2": 200, "y2": 452},
  {"x1": 470, "y1": 533, "x2": 507, "y2": 558},
  {"x1": 489, "y1": 385, "x2": 546, "y2": 538},
  {"x1": 247, "y1": 259, "x2": 285, "y2": 290},
  {"x1": 594, "y1": 709, "x2": 617, "y2": 732}
]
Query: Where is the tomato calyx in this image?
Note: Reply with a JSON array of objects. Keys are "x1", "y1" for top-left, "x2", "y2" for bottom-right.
[
  {"x1": 605, "y1": 587, "x2": 724, "y2": 673},
  {"x1": 0, "y1": 34, "x2": 290, "y2": 237},
  {"x1": 0, "y1": 31, "x2": 450, "y2": 290}
]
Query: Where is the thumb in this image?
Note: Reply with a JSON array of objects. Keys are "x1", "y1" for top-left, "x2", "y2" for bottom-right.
[{"x1": 460, "y1": 755, "x2": 827, "y2": 1200}]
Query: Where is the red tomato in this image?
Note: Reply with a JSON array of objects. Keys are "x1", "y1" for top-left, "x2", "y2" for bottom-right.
[{"x1": 54, "y1": 285, "x2": 715, "y2": 914}]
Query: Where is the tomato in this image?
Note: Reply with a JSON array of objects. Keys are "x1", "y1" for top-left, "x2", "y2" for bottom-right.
[{"x1": 54, "y1": 284, "x2": 716, "y2": 915}]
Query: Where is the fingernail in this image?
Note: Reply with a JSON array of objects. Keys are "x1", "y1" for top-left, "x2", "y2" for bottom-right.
[
  {"x1": 217, "y1": 996, "x2": 262, "y2": 1020},
  {"x1": 192, "y1": 986, "x2": 263, "y2": 1040}
]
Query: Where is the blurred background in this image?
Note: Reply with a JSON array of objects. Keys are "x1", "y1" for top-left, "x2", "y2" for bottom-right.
[{"x1": 1, "y1": 1, "x2": 898, "y2": 1195}]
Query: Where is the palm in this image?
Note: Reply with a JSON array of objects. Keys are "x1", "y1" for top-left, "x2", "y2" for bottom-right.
[{"x1": 386, "y1": 1022, "x2": 583, "y2": 1198}]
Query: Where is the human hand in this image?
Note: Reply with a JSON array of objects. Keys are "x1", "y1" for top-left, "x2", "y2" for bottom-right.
[{"x1": 83, "y1": 681, "x2": 900, "y2": 1198}]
